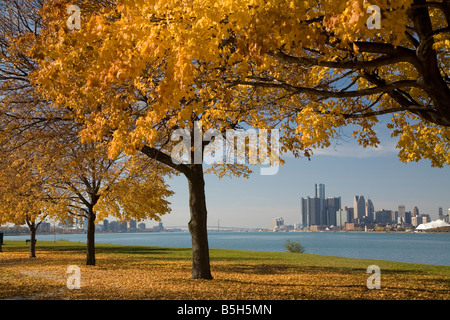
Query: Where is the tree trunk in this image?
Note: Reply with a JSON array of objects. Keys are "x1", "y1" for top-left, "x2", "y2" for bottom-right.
[
  {"x1": 29, "y1": 223, "x2": 37, "y2": 258},
  {"x1": 140, "y1": 146, "x2": 213, "y2": 279},
  {"x1": 187, "y1": 164, "x2": 213, "y2": 280},
  {"x1": 86, "y1": 208, "x2": 96, "y2": 266},
  {"x1": 25, "y1": 216, "x2": 38, "y2": 258}
]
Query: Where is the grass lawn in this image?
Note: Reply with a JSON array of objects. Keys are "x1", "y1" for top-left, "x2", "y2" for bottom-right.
[{"x1": 0, "y1": 240, "x2": 449, "y2": 300}]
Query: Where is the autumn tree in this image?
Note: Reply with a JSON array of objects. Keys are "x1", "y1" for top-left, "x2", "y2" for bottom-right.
[
  {"x1": 30, "y1": 0, "x2": 280, "y2": 279},
  {"x1": 0, "y1": 0, "x2": 173, "y2": 265},
  {"x1": 30, "y1": 0, "x2": 450, "y2": 279},
  {"x1": 38, "y1": 132, "x2": 174, "y2": 266},
  {"x1": 213, "y1": 0, "x2": 450, "y2": 166},
  {"x1": 0, "y1": 149, "x2": 68, "y2": 258},
  {"x1": 0, "y1": 118, "x2": 173, "y2": 265},
  {"x1": 0, "y1": 0, "x2": 56, "y2": 258}
]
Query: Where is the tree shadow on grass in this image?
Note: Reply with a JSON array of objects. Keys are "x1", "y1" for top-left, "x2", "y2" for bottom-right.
[
  {"x1": 213, "y1": 262, "x2": 428, "y2": 277},
  {"x1": 213, "y1": 264, "x2": 450, "y2": 299},
  {"x1": 1, "y1": 242, "x2": 194, "y2": 265},
  {"x1": 94, "y1": 245, "x2": 192, "y2": 258}
]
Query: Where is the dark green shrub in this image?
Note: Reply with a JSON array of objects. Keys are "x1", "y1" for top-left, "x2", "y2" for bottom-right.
[{"x1": 284, "y1": 239, "x2": 305, "y2": 253}]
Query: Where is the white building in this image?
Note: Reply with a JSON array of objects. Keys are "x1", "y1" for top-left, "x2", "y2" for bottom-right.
[
  {"x1": 272, "y1": 217, "x2": 284, "y2": 230},
  {"x1": 336, "y1": 209, "x2": 348, "y2": 227}
]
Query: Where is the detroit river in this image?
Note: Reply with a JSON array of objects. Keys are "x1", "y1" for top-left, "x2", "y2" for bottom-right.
[{"x1": 5, "y1": 231, "x2": 450, "y2": 266}]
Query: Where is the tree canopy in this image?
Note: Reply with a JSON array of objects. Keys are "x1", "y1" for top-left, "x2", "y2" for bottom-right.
[
  {"x1": 31, "y1": 0, "x2": 450, "y2": 167},
  {"x1": 20, "y1": 0, "x2": 450, "y2": 278},
  {"x1": 0, "y1": 0, "x2": 174, "y2": 264}
]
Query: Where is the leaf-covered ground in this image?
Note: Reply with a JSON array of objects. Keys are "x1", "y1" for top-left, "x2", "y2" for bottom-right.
[{"x1": 0, "y1": 240, "x2": 448, "y2": 300}]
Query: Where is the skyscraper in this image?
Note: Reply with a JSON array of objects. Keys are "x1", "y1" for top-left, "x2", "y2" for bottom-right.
[
  {"x1": 301, "y1": 196, "x2": 321, "y2": 226},
  {"x1": 345, "y1": 207, "x2": 354, "y2": 223},
  {"x1": 365, "y1": 198, "x2": 375, "y2": 222},
  {"x1": 336, "y1": 209, "x2": 349, "y2": 227},
  {"x1": 302, "y1": 184, "x2": 341, "y2": 227},
  {"x1": 398, "y1": 204, "x2": 406, "y2": 224},
  {"x1": 315, "y1": 183, "x2": 325, "y2": 199},
  {"x1": 375, "y1": 209, "x2": 394, "y2": 225},
  {"x1": 325, "y1": 197, "x2": 341, "y2": 226},
  {"x1": 353, "y1": 195, "x2": 365, "y2": 222},
  {"x1": 103, "y1": 219, "x2": 109, "y2": 231}
]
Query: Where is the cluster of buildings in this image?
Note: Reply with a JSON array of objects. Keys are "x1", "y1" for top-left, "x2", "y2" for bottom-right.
[
  {"x1": 101, "y1": 219, "x2": 157, "y2": 232},
  {"x1": 272, "y1": 217, "x2": 299, "y2": 232},
  {"x1": 301, "y1": 183, "x2": 342, "y2": 229},
  {"x1": 49, "y1": 217, "x2": 156, "y2": 233},
  {"x1": 0, "y1": 218, "x2": 171, "y2": 235},
  {"x1": 87, "y1": 219, "x2": 172, "y2": 233},
  {"x1": 299, "y1": 183, "x2": 450, "y2": 231}
]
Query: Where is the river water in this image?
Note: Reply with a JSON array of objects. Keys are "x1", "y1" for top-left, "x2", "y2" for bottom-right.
[{"x1": 5, "y1": 231, "x2": 450, "y2": 266}]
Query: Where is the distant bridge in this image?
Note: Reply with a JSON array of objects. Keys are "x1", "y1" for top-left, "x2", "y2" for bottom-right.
[{"x1": 165, "y1": 225, "x2": 252, "y2": 232}]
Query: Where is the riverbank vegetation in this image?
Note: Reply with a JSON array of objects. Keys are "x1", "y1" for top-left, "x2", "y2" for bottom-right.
[{"x1": 1, "y1": 241, "x2": 448, "y2": 300}]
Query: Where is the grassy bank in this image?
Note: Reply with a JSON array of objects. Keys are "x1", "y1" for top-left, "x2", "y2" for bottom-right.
[{"x1": 0, "y1": 240, "x2": 449, "y2": 300}]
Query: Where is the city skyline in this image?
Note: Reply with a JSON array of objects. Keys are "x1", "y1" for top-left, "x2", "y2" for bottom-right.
[
  {"x1": 301, "y1": 183, "x2": 341, "y2": 227},
  {"x1": 114, "y1": 121, "x2": 442, "y2": 230},
  {"x1": 300, "y1": 182, "x2": 444, "y2": 230},
  {"x1": 155, "y1": 122, "x2": 450, "y2": 229},
  {"x1": 4, "y1": 125, "x2": 448, "y2": 230},
  {"x1": 159, "y1": 155, "x2": 450, "y2": 229}
]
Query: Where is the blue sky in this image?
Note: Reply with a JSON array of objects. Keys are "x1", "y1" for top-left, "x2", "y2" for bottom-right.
[{"x1": 157, "y1": 124, "x2": 450, "y2": 229}]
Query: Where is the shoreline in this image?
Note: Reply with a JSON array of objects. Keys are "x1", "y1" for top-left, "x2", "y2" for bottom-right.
[
  {"x1": 2, "y1": 239, "x2": 449, "y2": 268},
  {"x1": 2, "y1": 228, "x2": 450, "y2": 237}
]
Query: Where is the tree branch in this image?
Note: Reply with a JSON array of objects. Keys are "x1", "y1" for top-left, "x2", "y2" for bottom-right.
[
  {"x1": 272, "y1": 48, "x2": 418, "y2": 70},
  {"x1": 140, "y1": 145, "x2": 190, "y2": 177},
  {"x1": 229, "y1": 79, "x2": 423, "y2": 99}
]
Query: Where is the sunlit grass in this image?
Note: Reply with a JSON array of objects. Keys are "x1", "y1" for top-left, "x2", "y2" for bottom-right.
[{"x1": 1, "y1": 240, "x2": 449, "y2": 300}]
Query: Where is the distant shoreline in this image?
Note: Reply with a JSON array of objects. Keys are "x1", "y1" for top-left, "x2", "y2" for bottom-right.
[
  {"x1": 3, "y1": 230, "x2": 449, "y2": 266},
  {"x1": 2, "y1": 228, "x2": 450, "y2": 237}
]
